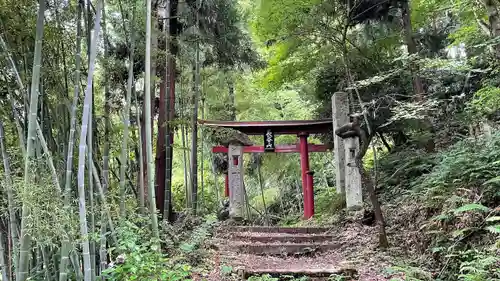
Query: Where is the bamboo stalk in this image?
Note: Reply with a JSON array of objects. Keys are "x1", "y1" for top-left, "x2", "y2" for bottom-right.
[
  {"x1": 76, "y1": 1, "x2": 103, "y2": 280},
  {"x1": 163, "y1": 0, "x2": 172, "y2": 223},
  {"x1": 145, "y1": 0, "x2": 160, "y2": 240},
  {"x1": 17, "y1": 0, "x2": 46, "y2": 279},
  {"x1": 59, "y1": 2, "x2": 83, "y2": 280},
  {"x1": 0, "y1": 122, "x2": 18, "y2": 275},
  {"x1": 0, "y1": 228, "x2": 10, "y2": 281},
  {"x1": 190, "y1": 6, "x2": 201, "y2": 210},
  {"x1": 119, "y1": 3, "x2": 136, "y2": 219},
  {"x1": 135, "y1": 87, "x2": 146, "y2": 214}
]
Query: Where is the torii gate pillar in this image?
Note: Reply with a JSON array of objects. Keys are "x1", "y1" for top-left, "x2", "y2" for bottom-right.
[{"x1": 228, "y1": 143, "x2": 245, "y2": 219}]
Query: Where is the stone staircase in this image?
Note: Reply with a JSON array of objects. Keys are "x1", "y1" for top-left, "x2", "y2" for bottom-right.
[{"x1": 212, "y1": 226, "x2": 358, "y2": 280}]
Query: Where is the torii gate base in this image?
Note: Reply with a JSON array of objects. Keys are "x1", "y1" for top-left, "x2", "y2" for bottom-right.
[
  {"x1": 222, "y1": 140, "x2": 322, "y2": 219},
  {"x1": 228, "y1": 144, "x2": 245, "y2": 219},
  {"x1": 203, "y1": 104, "x2": 363, "y2": 220},
  {"x1": 202, "y1": 120, "x2": 334, "y2": 219}
]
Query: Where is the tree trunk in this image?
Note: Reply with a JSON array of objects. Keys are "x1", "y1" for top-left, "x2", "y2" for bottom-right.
[
  {"x1": 164, "y1": 0, "x2": 177, "y2": 222},
  {"x1": 155, "y1": 66, "x2": 167, "y2": 218},
  {"x1": 190, "y1": 65, "x2": 200, "y2": 213},
  {"x1": 484, "y1": 0, "x2": 500, "y2": 57},
  {"x1": 17, "y1": 0, "x2": 46, "y2": 279},
  {"x1": 145, "y1": 0, "x2": 160, "y2": 240},
  {"x1": 60, "y1": 3, "x2": 83, "y2": 280},
  {"x1": 76, "y1": 1, "x2": 103, "y2": 280},
  {"x1": 401, "y1": 0, "x2": 424, "y2": 101},
  {"x1": 119, "y1": 3, "x2": 136, "y2": 220},
  {"x1": 136, "y1": 87, "x2": 146, "y2": 213},
  {"x1": 354, "y1": 134, "x2": 389, "y2": 249},
  {"x1": 0, "y1": 121, "x2": 18, "y2": 276}
]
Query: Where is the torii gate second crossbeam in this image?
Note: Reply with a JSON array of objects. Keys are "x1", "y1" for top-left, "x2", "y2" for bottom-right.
[{"x1": 199, "y1": 119, "x2": 333, "y2": 219}]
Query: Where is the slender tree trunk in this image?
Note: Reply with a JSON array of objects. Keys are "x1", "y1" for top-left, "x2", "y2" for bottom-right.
[
  {"x1": 41, "y1": 247, "x2": 52, "y2": 281},
  {"x1": 145, "y1": 0, "x2": 160, "y2": 240},
  {"x1": 119, "y1": 3, "x2": 136, "y2": 220},
  {"x1": 87, "y1": 100, "x2": 96, "y2": 281},
  {"x1": 484, "y1": 0, "x2": 500, "y2": 57},
  {"x1": 200, "y1": 97, "x2": 205, "y2": 210},
  {"x1": 17, "y1": 0, "x2": 46, "y2": 279},
  {"x1": 161, "y1": 0, "x2": 173, "y2": 222},
  {"x1": 90, "y1": 162, "x2": 117, "y2": 245},
  {"x1": 401, "y1": 0, "x2": 424, "y2": 100},
  {"x1": 0, "y1": 122, "x2": 17, "y2": 276},
  {"x1": 228, "y1": 74, "x2": 236, "y2": 120},
  {"x1": 165, "y1": 0, "x2": 179, "y2": 218},
  {"x1": 102, "y1": 0, "x2": 111, "y2": 213},
  {"x1": 87, "y1": 4, "x2": 97, "y2": 277},
  {"x1": 76, "y1": 1, "x2": 103, "y2": 280},
  {"x1": 59, "y1": 3, "x2": 83, "y2": 280},
  {"x1": 190, "y1": 11, "x2": 201, "y2": 210},
  {"x1": 257, "y1": 160, "x2": 269, "y2": 225},
  {"x1": 136, "y1": 88, "x2": 146, "y2": 213},
  {"x1": 70, "y1": 251, "x2": 83, "y2": 281},
  {"x1": 0, "y1": 230, "x2": 9, "y2": 281},
  {"x1": 181, "y1": 101, "x2": 190, "y2": 208},
  {"x1": 7, "y1": 92, "x2": 26, "y2": 156},
  {"x1": 155, "y1": 69, "x2": 167, "y2": 217}
]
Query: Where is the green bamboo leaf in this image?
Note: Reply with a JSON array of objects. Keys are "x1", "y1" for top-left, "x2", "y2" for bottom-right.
[{"x1": 486, "y1": 216, "x2": 500, "y2": 222}]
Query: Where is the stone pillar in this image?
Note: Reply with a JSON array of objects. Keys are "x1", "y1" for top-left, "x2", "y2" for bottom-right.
[
  {"x1": 332, "y1": 92, "x2": 349, "y2": 194},
  {"x1": 344, "y1": 137, "x2": 363, "y2": 209},
  {"x1": 228, "y1": 144, "x2": 245, "y2": 218}
]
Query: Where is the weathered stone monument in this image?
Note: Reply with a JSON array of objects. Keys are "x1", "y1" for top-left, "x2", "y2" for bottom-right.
[
  {"x1": 344, "y1": 137, "x2": 363, "y2": 208},
  {"x1": 332, "y1": 92, "x2": 363, "y2": 209},
  {"x1": 228, "y1": 142, "x2": 245, "y2": 219},
  {"x1": 332, "y1": 92, "x2": 349, "y2": 195}
]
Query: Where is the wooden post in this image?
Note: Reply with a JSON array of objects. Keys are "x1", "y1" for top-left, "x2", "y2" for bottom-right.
[
  {"x1": 344, "y1": 137, "x2": 363, "y2": 209},
  {"x1": 305, "y1": 171, "x2": 315, "y2": 218},
  {"x1": 224, "y1": 172, "x2": 229, "y2": 197},
  {"x1": 332, "y1": 92, "x2": 349, "y2": 194},
  {"x1": 228, "y1": 143, "x2": 245, "y2": 219},
  {"x1": 299, "y1": 133, "x2": 311, "y2": 218}
]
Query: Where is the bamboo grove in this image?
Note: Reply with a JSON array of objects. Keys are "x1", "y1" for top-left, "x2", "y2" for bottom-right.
[{"x1": 0, "y1": 0, "x2": 254, "y2": 279}]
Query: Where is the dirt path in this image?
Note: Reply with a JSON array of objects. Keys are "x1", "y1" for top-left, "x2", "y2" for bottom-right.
[{"x1": 204, "y1": 223, "x2": 403, "y2": 280}]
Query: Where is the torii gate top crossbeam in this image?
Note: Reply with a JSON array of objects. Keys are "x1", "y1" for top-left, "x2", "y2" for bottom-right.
[{"x1": 198, "y1": 119, "x2": 332, "y2": 135}]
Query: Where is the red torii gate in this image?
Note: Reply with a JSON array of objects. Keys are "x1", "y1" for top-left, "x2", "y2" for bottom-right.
[{"x1": 199, "y1": 119, "x2": 333, "y2": 219}]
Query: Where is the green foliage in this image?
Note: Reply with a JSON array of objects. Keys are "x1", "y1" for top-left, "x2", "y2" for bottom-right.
[
  {"x1": 247, "y1": 274, "x2": 311, "y2": 281},
  {"x1": 102, "y1": 217, "x2": 196, "y2": 281},
  {"x1": 457, "y1": 249, "x2": 500, "y2": 281},
  {"x1": 383, "y1": 265, "x2": 432, "y2": 281},
  {"x1": 454, "y1": 203, "x2": 490, "y2": 214},
  {"x1": 466, "y1": 86, "x2": 500, "y2": 121},
  {"x1": 415, "y1": 133, "x2": 500, "y2": 204}
]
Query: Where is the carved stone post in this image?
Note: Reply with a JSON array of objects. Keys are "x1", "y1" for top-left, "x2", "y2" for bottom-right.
[
  {"x1": 332, "y1": 92, "x2": 349, "y2": 194},
  {"x1": 344, "y1": 137, "x2": 363, "y2": 209},
  {"x1": 228, "y1": 143, "x2": 245, "y2": 219}
]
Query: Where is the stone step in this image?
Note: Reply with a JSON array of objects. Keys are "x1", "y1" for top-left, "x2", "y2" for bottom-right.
[
  {"x1": 230, "y1": 232, "x2": 335, "y2": 243},
  {"x1": 223, "y1": 226, "x2": 332, "y2": 234},
  {"x1": 239, "y1": 267, "x2": 356, "y2": 280},
  {"x1": 223, "y1": 253, "x2": 358, "y2": 280},
  {"x1": 220, "y1": 242, "x2": 341, "y2": 256}
]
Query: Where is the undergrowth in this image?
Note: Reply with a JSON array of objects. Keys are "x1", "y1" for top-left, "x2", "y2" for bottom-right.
[
  {"x1": 378, "y1": 133, "x2": 500, "y2": 280},
  {"x1": 101, "y1": 214, "x2": 218, "y2": 281}
]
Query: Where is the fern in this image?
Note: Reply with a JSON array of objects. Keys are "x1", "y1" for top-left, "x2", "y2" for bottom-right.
[
  {"x1": 485, "y1": 225, "x2": 500, "y2": 234},
  {"x1": 453, "y1": 204, "x2": 490, "y2": 214}
]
